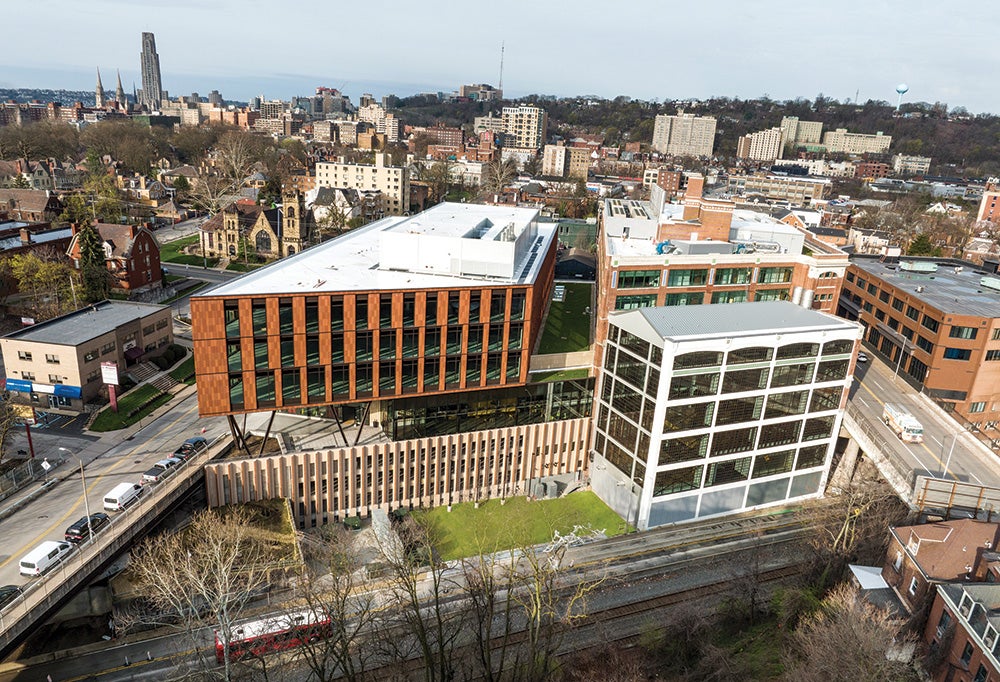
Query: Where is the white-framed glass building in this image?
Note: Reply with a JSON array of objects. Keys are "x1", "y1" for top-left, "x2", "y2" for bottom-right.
[{"x1": 591, "y1": 301, "x2": 862, "y2": 529}]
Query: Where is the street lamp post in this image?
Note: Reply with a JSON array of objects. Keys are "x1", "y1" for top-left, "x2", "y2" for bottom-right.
[
  {"x1": 60, "y1": 447, "x2": 93, "y2": 543},
  {"x1": 943, "y1": 436, "x2": 958, "y2": 480},
  {"x1": 893, "y1": 340, "x2": 913, "y2": 384}
]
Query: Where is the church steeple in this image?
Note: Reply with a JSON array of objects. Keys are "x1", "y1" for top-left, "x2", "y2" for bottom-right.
[
  {"x1": 95, "y1": 68, "x2": 105, "y2": 108},
  {"x1": 115, "y1": 70, "x2": 126, "y2": 108}
]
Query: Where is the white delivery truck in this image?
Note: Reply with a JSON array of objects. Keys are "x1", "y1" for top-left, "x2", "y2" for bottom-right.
[{"x1": 882, "y1": 403, "x2": 924, "y2": 443}]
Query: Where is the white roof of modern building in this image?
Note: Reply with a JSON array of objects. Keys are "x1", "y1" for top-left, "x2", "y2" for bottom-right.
[
  {"x1": 611, "y1": 301, "x2": 859, "y2": 344},
  {"x1": 2, "y1": 300, "x2": 168, "y2": 346},
  {"x1": 198, "y1": 202, "x2": 555, "y2": 297},
  {"x1": 603, "y1": 200, "x2": 812, "y2": 258}
]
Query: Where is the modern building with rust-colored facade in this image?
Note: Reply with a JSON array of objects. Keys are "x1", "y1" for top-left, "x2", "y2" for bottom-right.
[{"x1": 190, "y1": 202, "x2": 558, "y2": 421}]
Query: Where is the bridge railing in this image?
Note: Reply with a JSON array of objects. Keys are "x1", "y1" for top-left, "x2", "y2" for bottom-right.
[
  {"x1": 0, "y1": 436, "x2": 225, "y2": 656},
  {"x1": 843, "y1": 403, "x2": 918, "y2": 503}
]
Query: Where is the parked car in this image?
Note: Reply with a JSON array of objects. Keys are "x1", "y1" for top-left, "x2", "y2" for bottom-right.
[
  {"x1": 173, "y1": 436, "x2": 208, "y2": 460},
  {"x1": 64, "y1": 513, "x2": 111, "y2": 543},
  {"x1": 141, "y1": 457, "x2": 183, "y2": 484},
  {"x1": 103, "y1": 482, "x2": 144, "y2": 511},
  {"x1": 0, "y1": 585, "x2": 22, "y2": 609},
  {"x1": 857, "y1": 351, "x2": 869, "y2": 363},
  {"x1": 19, "y1": 540, "x2": 74, "y2": 576}
]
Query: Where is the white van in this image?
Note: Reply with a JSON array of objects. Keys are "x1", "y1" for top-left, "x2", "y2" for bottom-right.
[
  {"x1": 103, "y1": 482, "x2": 144, "y2": 512},
  {"x1": 19, "y1": 540, "x2": 74, "y2": 576}
]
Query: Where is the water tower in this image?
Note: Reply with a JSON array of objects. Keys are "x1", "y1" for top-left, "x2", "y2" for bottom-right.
[{"x1": 895, "y1": 83, "x2": 909, "y2": 112}]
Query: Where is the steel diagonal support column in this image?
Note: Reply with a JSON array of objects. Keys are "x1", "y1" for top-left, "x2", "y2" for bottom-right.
[{"x1": 353, "y1": 402, "x2": 371, "y2": 446}]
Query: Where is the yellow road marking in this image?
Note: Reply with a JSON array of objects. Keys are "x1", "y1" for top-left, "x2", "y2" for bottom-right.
[
  {"x1": 0, "y1": 402, "x2": 201, "y2": 570},
  {"x1": 856, "y1": 380, "x2": 954, "y2": 477}
]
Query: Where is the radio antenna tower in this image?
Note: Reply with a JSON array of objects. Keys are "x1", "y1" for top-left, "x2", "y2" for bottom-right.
[{"x1": 499, "y1": 42, "x2": 505, "y2": 91}]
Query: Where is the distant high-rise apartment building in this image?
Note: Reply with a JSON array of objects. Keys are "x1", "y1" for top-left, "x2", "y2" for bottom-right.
[
  {"x1": 736, "y1": 127, "x2": 784, "y2": 162},
  {"x1": 892, "y1": 154, "x2": 932, "y2": 176},
  {"x1": 822, "y1": 128, "x2": 892, "y2": 155},
  {"x1": 651, "y1": 113, "x2": 717, "y2": 157},
  {"x1": 314, "y1": 152, "x2": 410, "y2": 216},
  {"x1": 501, "y1": 105, "x2": 547, "y2": 150},
  {"x1": 541, "y1": 144, "x2": 591, "y2": 180},
  {"x1": 780, "y1": 116, "x2": 823, "y2": 150},
  {"x1": 138, "y1": 32, "x2": 164, "y2": 111}
]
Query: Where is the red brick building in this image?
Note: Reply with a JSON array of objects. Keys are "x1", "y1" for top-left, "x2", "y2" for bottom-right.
[
  {"x1": 839, "y1": 256, "x2": 1000, "y2": 424},
  {"x1": 882, "y1": 519, "x2": 1000, "y2": 614},
  {"x1": 66, "y1": 223, "x2": 162, "y2": 294},
  {"x1": 595, "y1": 175, "x2": 849, "y2": 367},
  {"x1": 924, "y1": 581, "x2": 1000, "y2": 682}
]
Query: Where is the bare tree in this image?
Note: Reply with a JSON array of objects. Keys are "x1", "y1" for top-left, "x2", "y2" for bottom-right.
[
  {"x1": 0, "y1": 399, "x2": 19, "y2": 465},
  {"x1": 373, "y1": 516, "x2": 465, "y2": 682},
  {"x1": 128, "y1": 507, "x2": 279, "y2": 682},
  {"x1": 509, "y1": 546, "x2": 603, "y2": 681},
  {"x1": 782, "y1": 582, "x2": 920, "y2": 682},
  {"x1": 215, "y1": 130, "x2": 271, "y2": 184},
  {"x1": 189, "y1": 171, "x2": 242, "y2": 215},
  {"x1": 291, "y1": 526, "x2": 382, "y2": 682},
  {"x1": 418, "y1": 161, "x2": 455, "y2": 204},
  {"x1": 461, "y1": 548, "x2": 521, "y2": 681},
  {"x1": 481, "y1": 159, "x2": 518, "y2": 199},
  {"x1": 806, "y1": 467, "x2": 911, "y2": 587}
]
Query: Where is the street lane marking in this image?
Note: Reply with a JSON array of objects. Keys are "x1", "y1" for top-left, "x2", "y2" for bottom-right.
[
  {"x1": 929, "y1": 435, "x2": 942, "y2": 447},
  {"x1": 0, "y1": 402, "x2": 201, "y2": 571},
  {"x1": 858, "y1": 396, "x2": 870, "y2": 409},
  {"x1": 871, "y1": 379, "x2": 885, "y2": 392},
  {"x1": 856, "y1": 381, "x2": 945, "y2": 477}
]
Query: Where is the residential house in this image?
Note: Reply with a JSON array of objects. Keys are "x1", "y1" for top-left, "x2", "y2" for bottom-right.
[
  {"x1": 66, "y1": 223, "x2": 163, "y2": 294},
  {"x1": 881, "y1": 519, "x2": 1000, "y2": 614},
  {"x1": 0, "y1": 189, "x2": 64, "y2": 223}
]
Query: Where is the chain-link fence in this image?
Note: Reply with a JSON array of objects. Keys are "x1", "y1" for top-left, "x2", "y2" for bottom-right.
[{"x1": 0, "y1": 458, "x2": 51, "y2": 504}]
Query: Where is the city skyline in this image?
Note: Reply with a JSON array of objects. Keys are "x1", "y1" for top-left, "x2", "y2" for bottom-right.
[{"x1": 3, "y1": 0, "x2": 999, "y2": 113}]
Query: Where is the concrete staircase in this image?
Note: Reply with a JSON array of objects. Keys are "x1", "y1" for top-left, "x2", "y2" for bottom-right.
[{"x1": 127, "y1": 362, "x2": 159, "y2": 384}]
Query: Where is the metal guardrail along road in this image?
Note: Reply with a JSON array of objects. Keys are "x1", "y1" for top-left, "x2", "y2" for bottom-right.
[{"x1": 0, "y1": 440, "x2": 223, "y2": 658}]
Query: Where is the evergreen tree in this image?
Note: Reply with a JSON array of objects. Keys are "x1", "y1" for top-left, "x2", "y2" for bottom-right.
[{"x1": 77, "y1": 225, "x2": 110, "y2": 302}]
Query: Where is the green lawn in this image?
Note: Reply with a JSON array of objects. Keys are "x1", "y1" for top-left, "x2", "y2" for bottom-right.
[
  {"x1": 529, "y1": 368, "x2": 591, "y2": 383},
  {"x1": 417, "y1": 491, "x2": 625, "y2": 561},
  {"x1": 537, "y1": 283, "x2": 593, "y2": 354},
  {"x1": 169, "y1": 356, "x2": 196, "y2": 384},
  {"x1": 226, "y1": 261, "x2": 266, "y2": 272},
  {"x1": 89, "y1": 385, "x2": 171, "y2": 432},
  {"x1": 160, "y1": 234, "x2": 219, "y2": 267}
]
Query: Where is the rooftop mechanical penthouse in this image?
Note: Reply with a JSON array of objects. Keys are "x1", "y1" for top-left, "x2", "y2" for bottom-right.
[{"x1": 190, "y1": 202, "x2": 558, "y2": 420}]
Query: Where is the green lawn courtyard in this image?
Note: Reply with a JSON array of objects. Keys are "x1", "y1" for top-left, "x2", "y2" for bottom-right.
[
  {"x1": 417, "y1": 491, "x2": 625, "y2": 561},
  {"x1": 160, "y1": 234, "x2": 219, "y2": 267},
  {"x1": 537, "y1": 282, "x2": 593, "y2": 354}
]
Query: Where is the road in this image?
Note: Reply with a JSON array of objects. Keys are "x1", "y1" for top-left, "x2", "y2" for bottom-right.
[
  {"x1": 0, "y1": 391, "x2": 227, "y2": 591},
  {"x1": 848, "y1": 345, "x2": 1000, "y2": 489}
]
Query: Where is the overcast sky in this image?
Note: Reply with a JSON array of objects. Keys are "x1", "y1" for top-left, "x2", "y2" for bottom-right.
[{"x1": 3, "y1": 0, "x2": 997, "y2": 113}]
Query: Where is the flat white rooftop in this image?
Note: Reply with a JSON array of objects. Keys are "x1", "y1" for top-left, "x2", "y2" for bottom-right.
[
  {"x1": 199, "y1": 202, "x2": 555, "y2": 297},
  {"x1": 605, "y1": 203, "x2": 810, "y2": 258}
]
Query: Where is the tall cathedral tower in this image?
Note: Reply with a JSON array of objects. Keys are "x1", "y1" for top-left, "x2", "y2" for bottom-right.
[
  {"x1": 95, "y1": 68, "x2": 105, "y2": 108},
  {"x1": 115, "y1": 71, "x2": 127, "y2": 109}
]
